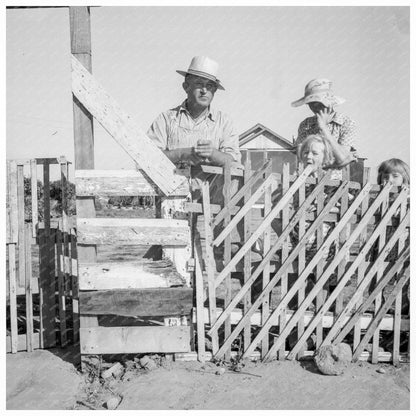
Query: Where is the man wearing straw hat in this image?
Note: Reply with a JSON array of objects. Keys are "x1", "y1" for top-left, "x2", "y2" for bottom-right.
[
  {"x1": 292, "y1": 78, "x2": 357, "y2": 170},
  {"x1": 147, "y1": 55, "x2": 241, "y2": 204}
]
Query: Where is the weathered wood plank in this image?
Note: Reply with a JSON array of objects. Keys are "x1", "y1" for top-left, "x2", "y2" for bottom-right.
[
  {"x1": 194, "y1": 240, "x2": 206, "y2": 362},
  {"x1": 8, "y1": 244, "x2": 18, "y2": 353},
  {"x1": 7, "y1": 160, "x2": 18, "y2": 244},
  {"x1": 25, "y1": 224, "x2": 34, "y2": 352},
  {"x1": 30, "y1": 159, "x2": 38, "y2": 238},
  {"x1": 56, "y1": 229, "x2": 67, "y2": 347},
  {"x1": 193, "y1": 307, "x2": 409, "y2": 331},
  {"x1": 200, "y1": 164, "x2": 244, "y2": 177},
  {"x1": 78, "y1": 260, "x2": 185, "y2": 290},
  {"x1": 75, "y1": 169, "x2": 189, "y2": 197},
  {"x1": 71, "y1": 55, "x2": 187, "y2": 196},
  {"x1": 76, "y1": 218, "x2": 190, "y2": 246},
  {"x1": 80, "y1": 326, "x2": 191, "y2": 354},
  {"x1": 79, "y1": 288, "x2": 193, "y2": 317},
  {"x1": 17, "y1": 164, "x2": 25, "y2": 287}
]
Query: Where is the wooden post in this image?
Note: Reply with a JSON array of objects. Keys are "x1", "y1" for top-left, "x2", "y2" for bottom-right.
[
  {"x1": 69, "y1": 6, "x2": 98, "y2": 368},
  {"x1": 261, "y1": 164, "x2": 272, "y2": 358},
  {"x1": 39, "y1": 160, "x2": 56, "y2": 348},
  {"x1": 25, "y1": 223, "x2": 34, "y2": 352},
  {"x1": 243, "y1": 158, "x2": 252, "y2": 353},
  {"x1": 17, "y1": 164, "x2": 25, "y2": 287},
  {"x1": 30, "y1": 159, "x2": 38, "y2": 238},
  {"x1": 223, "y1": 162, "x2": 232, "y2": 360},
  {"x1": 278, "y1": 163, "x2": 290, "y2": 360}
]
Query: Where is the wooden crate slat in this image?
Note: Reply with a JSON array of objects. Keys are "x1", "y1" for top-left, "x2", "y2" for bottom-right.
[
  {"x1": 6, "y1": 333, "x2": 42, "y2": 353},
  {"x1": 75, "y1": 169, "x2": 189, "y2": 197},
  {"x1": 25, "y1": 224, "x2": 34, "y2": 352},
  {"x1": 30, "y1": 159, "x2": 38, "y2": 238},
  {"x1": 78, "y1": 260, "x2": 185, "y2": 290},
  {"x1": 79, "y1": 288, "x2": 193, "y2": 317},
  {"x1": 7, "y1": 243, "x2": 18, "y2": 353},
  {"x1": 76, "y1": 217, "x2": 190, "y2": 246},
  {"x1": 80, "y1": 326, "x2": 191, "y2": 354},
  {"x1": 71, "y1": 55, "x2": 188, "y2": 197}
]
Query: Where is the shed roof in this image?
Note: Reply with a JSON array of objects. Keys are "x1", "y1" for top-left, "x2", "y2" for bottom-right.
[{"x1": 239, "y1": 123, "x2": 295, "y2": 151}]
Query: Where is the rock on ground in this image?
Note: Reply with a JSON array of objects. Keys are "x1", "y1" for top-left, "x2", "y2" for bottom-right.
[{"x1": 314, "y1": 343, "x2": 352, "y2": 376}]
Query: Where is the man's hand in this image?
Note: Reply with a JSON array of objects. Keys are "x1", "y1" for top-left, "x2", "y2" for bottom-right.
[
  {"x1": 193, "y1": 139, "x2": 214, "y2": 160},
  {"x1": 316, "y1": 107, "x2": 335, "y2": 132}
]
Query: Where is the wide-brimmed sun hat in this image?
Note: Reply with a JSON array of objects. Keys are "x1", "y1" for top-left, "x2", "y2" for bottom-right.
[
  {"x1": 176, "y1": 56, "x2": 225, "y2": 90},
  {"x1": 291, "y1": 78, "x2": 345, "y2": 107}
]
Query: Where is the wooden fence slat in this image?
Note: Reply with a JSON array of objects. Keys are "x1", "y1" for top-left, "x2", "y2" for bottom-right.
[
  {"x1": 76, "y1": 217, "x2": 190, "y2": 246},
  {"x1": 17, "y1": 164, "x2": 25, "y2": 287},
  {"x1": 248, "y1": 182, "x2": 383, "y2": 361},
  {"x1": 214, "y1": 164, "x2": 314, "y2": 287},
  {"x1": 223, "y1": 162, "x2": 232, "y2": 360},
  {"x1": 194, "y1": 236, "x2": 206, "y2": 362},
  {"x1": 208, "y1": 173, "x2": 340, "y2": 338},
  {"x1": 296, "y1": 165, "x2": 306, "y2": 359},
  {"x1": 30, "y1": 159, "x2": 38, "y2": 238},
  {"x1": 330, "y1": 254, "x2": 410, "y2": 346},
  {"x1": 56, "y1": 229, "x2": 67, "y2": 347},
  {"x1": 288, "y1": 196, "x2": 410, "y2": 359},
  {"x1": 71, "y1": 55, "x2": 187, "y2": 197},
  {"x1": 7, "y1": 161, "x2": 18, "y2": 244},
  {"x1": 314, "y1": 170, "x2": 326, "y2": 347},
  {"x1": 213, "y1": 159, "x2": 271, "y2": 227},
  {"x1": 278, "y1": 163, "x2": 290, "y2": 360},
  {"x1": 8, "y1": 243, "x2": 18, "y2": 353},
  {"x1": 261, "y1": 163, "x2": 272, "y2": 358},
  {"x1": 353, "y1": 173, "x2": 370, "y2": 351},
  {"x1": 79, "y1": 288, "x2": 193, "y2": 316},
  {"x1": 243, "y1": 158, "x2": 252, "y2": 353},
  {"x1": 25, "y1": 224, "x2": 34, "y2": 352},
  {"x1": 70, "y1": 229, "x2": 80, "y2": 343},
  {"x1": 80, "y1": 326, "x2": 191, "y2": 354},
  {"x1": 393, "y1": 197, "x2": 408, "y2": 365},
  {"x1": 372, "y1": 191, "x2": 389, "y2": 364},
  {"x1": 352, "y1": 271, "x2": 410, "y2": 362},
  {"x1": 75, "y1": 169, "x2": 190, "y2": 197},
  {"x1": 201, "y1": 180, "x2": 219, "y2": 354},
  {"x1": 200, "y1": 164, "x2": 244, "y2": 177}
]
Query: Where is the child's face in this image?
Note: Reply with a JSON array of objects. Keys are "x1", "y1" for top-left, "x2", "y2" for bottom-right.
[
  {"x1": 301, "y1": 141, "x2": 325, "y2": 171},
  {"x1": 380, "y1": 171, "x2": 405, "y2": 187}
]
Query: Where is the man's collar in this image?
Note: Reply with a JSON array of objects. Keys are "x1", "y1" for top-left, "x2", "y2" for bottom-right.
[{"x1": 178, "y1": 100, "x2": 216, "y2": 121}]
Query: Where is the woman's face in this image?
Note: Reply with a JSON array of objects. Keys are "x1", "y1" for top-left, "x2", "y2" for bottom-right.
[
  {"x1": 301, "y1": 141, "x2": 325, "y2": 171},
  {"x1": 380, "y1": 171, "x2": 405, "y2": 187}
]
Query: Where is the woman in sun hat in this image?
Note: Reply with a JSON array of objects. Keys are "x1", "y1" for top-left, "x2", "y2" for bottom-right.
[{"x1": 292, "y1": 79, "x2": 357, "y2": 175}]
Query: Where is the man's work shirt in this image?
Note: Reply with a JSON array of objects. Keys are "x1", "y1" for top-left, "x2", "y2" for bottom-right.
[
  {"x1": 147, "y1": 101, "x2": 241, "y2": 165},
  {"x1": 295, "y1": 111, "x2": 358, "y2": 156}
]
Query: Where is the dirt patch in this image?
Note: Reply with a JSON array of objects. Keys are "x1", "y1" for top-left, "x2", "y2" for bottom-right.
[{"x1": 6, "y1": 348, "x2": 410, "y2": 410}]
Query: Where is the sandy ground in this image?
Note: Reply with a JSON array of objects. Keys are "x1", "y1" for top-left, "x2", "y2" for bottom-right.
[{"x1": 6, "y1": 345, "x2": 410, "y2": 410}]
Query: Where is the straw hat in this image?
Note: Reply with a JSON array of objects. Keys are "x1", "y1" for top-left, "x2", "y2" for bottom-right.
[
  {"x1": 291, "y1": 78, "x2": 345, "y2": 107},
  {"x1": 177, "y1": 56, "x2": 225, "y2": 90}
]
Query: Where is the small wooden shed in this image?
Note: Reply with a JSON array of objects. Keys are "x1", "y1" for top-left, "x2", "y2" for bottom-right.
[{"x1": 239, "y1": 123, "x2": 297, "y2": 174}]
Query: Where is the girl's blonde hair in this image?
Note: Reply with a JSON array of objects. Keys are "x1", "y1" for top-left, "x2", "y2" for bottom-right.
[
  {"x1": 377, "y1": 158, "x2": 410, "y2": 186},
  {"x1": 297, "y1": 134, "x2": 335, "y2": 168}
]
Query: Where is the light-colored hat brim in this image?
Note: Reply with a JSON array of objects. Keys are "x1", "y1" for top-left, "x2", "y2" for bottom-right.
[
  {"x1": 291, "y1": 92, "x2": 345, "y2": 107},
  {"x1": 176, "y1": 70, "x2": 225, "y2": 90}
]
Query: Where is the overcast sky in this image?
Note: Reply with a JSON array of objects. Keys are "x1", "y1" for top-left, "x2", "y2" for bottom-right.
[{"x1": 6, "y1": 6, "x2": 410, "y2": 180}]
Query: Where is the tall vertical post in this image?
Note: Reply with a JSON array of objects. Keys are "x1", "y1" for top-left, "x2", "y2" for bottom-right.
[{"x1": 69, "y1": 7, "x2": 98, "y2": 358}]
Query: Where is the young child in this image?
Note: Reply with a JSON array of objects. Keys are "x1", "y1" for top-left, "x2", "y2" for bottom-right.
[
  {"x1": 377, "y1": 158, "x2": 410, "y2": 188},
  {"x1": 375, "y1": 158, "x2": 410, "y2": 314}
]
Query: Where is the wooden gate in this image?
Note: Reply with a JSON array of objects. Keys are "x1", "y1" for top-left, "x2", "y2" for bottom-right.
[{"x1": 194, "y1": 161, "x2": 410, "y2": 364}]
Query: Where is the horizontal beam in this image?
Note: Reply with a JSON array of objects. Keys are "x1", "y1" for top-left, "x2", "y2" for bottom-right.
[
  {"x1": 80, "y1": 326, "x2": 190, "y2": 354},
  {"x1": 78, "y1": 260, "x2": 185, "y2": 290},
  {"x1": 6, "y1": 333, "x2": 41, "y2": 353},
  {"x1": 79, "y1": 287, "x2": 193, "y2": 316},
  {"x1": 76, "y1": 217, "x2": 190, "y2": 246},
  {"x1": 75, "y1": 169, "x2": 189, "y2": 197},
  {"x1": 193, "y1": 307, "x2": 409, "y2": 332}
]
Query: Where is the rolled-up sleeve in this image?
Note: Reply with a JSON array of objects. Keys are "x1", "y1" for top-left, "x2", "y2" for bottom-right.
[
  {"x1": 219, "y1": 115, "x2": 241, "y2": 163},
  {"x1": 147, "y1": 113, "x2": 169, "y2": 150}
]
